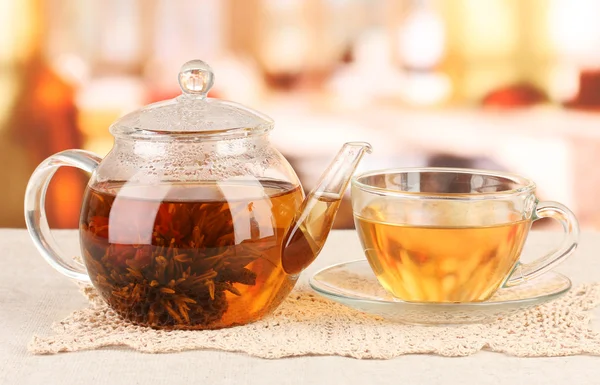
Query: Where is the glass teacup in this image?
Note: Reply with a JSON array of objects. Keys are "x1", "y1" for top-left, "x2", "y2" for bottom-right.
[{"x1": 351, "y1": 168, "x2": 579, "y2": 303}]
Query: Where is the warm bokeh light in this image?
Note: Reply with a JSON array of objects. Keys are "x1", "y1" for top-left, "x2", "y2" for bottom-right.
[{"x1": 2, "y1": 0, "x2": 600, "y2": 230}]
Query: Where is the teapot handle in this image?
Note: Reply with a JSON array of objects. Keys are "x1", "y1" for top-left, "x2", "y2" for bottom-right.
[{"x1": 24, "y1": 150, "x2": 102, "y2": 282}]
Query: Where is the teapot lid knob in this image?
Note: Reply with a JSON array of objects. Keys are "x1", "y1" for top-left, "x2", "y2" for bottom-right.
[{"x1": 178, "y1": 60, "x2": 214, "y2": 98}]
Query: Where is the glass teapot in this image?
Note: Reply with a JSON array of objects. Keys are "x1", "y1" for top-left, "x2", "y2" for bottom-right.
[{"x1": 24, "y1": 60, "x2": 371, "y2": 329}]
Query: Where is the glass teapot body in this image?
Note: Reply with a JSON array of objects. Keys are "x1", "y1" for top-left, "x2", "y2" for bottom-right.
[
  {"x1": 25, "y1": 60, "x2": 372, "y2": 329},
  {"x1": 78, "y1": 134, "x2": 303, "y2": 329}
]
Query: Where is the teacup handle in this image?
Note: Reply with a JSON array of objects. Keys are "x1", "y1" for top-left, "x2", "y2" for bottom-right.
[
  {"x1": 504, "y1": 200, "x2": 579, "y2": 287},
  {"x1": 24, "y1": 149, "x2": 102, "y2": 282}
]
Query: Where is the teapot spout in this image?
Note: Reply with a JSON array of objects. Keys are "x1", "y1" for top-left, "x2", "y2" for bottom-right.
[{"x1": 281, "y1": 142, "x2": 372, "y2": 275}]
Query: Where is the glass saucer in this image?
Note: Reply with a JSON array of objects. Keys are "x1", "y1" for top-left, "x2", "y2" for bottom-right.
[{"x1": 309, "y1": 260, "x2": 572, "y2": 325}]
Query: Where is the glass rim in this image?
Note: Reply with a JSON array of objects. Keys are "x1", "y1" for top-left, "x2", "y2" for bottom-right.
[
  {"x1": 110, "y1": 123, "x2": 273, "y2": 141},
  {"x1": 352, "y1": 167, "x2": 536, "y2": 199},
  {"x1": 309, "y1": 260, "x2": 572, "y2": 309}
]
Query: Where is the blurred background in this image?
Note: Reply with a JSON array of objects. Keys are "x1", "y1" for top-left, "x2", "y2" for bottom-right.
[{"x1": 3, "y1": 0, "x2": 600, "y2": 230}]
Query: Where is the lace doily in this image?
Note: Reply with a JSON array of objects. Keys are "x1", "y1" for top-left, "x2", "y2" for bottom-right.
[{"x1": 29, "y1": 283, "x2": 600, "y2": 358}]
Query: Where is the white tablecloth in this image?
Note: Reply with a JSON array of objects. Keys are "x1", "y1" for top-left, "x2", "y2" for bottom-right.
[{"x1": 1, "y1": 229, "x2": 599, "y2": 385}]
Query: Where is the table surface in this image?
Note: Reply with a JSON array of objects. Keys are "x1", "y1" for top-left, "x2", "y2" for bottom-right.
[{"x1": 1, "y1": 229, "x2": 599, "y2": 385}]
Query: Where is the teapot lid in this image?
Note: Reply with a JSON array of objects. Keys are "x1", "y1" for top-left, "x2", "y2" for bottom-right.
[{"x1": 110, "y1": 60, "x2": 273, "y2": 139}]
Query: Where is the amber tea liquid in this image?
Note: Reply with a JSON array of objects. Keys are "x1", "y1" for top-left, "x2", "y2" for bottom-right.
[
  {"x1": 80, "y1": 180, "x2": 303, "y2": 329},
  {"x1": 355, "y1": 214, "x2": 531, "y2": 302}
]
